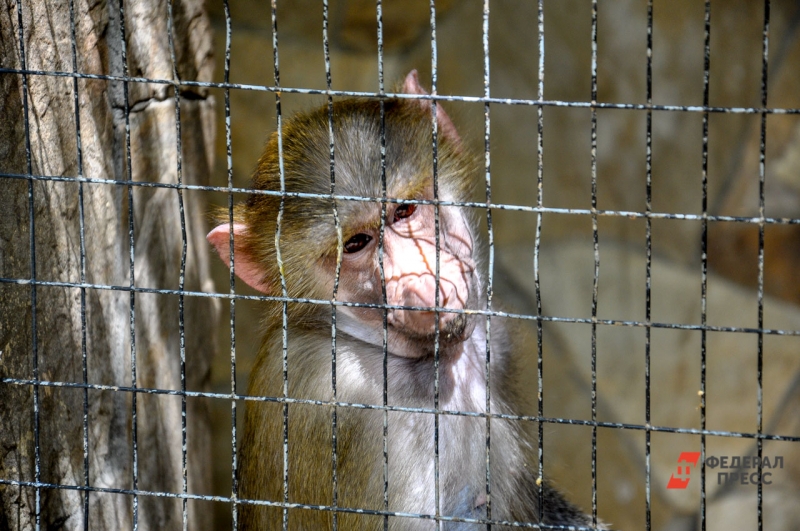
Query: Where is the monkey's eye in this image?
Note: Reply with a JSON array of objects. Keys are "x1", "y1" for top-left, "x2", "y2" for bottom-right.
[
  {"x1": 393, "y1": 203, "x2": 416, "y2": 222},
  {"x1": 344, "y1": 233, "x2": 372, "y2": 254}
]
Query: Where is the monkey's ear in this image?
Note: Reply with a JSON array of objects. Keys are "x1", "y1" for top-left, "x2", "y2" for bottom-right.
[
  {"x1": 207, "y1": 223, "x2": 272, "y2": 293},
  {"x1": 401, "y1": 70, "x2": 461, "y2": 145}
]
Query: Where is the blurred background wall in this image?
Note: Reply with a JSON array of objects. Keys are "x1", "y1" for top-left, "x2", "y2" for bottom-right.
[{"x1": 200, "y1": 1, "x2": 800, "y2": 529}]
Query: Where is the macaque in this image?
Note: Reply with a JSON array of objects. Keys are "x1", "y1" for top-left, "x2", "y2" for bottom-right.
[{"x1": 208, "y1": 71, "x2": 599, "y2": 530}]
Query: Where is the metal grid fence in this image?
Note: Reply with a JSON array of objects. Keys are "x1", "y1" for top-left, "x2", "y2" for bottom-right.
[{"x1": 1, "y1": 0, "x2": 800, "y2": 530}]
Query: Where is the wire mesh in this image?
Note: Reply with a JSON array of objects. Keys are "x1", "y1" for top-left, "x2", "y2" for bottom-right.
[{"x1": 1, "y1": 1, "x2": 800, "y2": 531}]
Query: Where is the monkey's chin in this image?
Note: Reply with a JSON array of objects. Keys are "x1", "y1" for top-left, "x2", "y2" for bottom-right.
[{"x1": 389, "y1": 312, "x2": 476, "y2": 359}]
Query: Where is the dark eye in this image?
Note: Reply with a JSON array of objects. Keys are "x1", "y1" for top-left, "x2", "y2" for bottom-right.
[
  {"x1": 344, "y1": 233, "x2": 372, "y2": 254},
  {"x1": 393, "y1": 203, "x2": 416, "y2": 222}
]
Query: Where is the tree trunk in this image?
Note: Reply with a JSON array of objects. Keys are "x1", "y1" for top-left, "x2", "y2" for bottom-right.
[{"x1": 0, "y1": 0, "x2": 218, "y2": 529}]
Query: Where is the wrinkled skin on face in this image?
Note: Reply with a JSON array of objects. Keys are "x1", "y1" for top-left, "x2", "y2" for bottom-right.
[
  {"x1": 334, "y1": 201, "x2": 479, "y2": 359},
  {"x1": 208, "y1": 201, "x2": 480, "y2": 360},
  {"x1": 206, "y1": 70, "x2": 481, "y2": 361}
]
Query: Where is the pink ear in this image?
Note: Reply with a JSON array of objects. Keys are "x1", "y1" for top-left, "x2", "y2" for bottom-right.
[
  {"x1": 401, "y1": 70, "x2": 461, "y2": 145},
  {"x1": 207, "y1": 223, "x2": 271, "y2": 293}
]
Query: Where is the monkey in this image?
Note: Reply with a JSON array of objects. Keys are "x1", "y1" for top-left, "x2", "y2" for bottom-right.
[{"x1": 207, "y1": 71, "x2": 601, "y2": 530}]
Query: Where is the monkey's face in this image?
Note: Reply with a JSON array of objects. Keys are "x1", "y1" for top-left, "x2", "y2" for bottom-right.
[
  {"x1": 207, "y1": 94, "x2": 483, "y2": 360},
  {"x1": 336, "y1": 201, "x2": 479, "y2": 358}
]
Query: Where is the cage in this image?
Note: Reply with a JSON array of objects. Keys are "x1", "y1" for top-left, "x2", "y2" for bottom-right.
[{"x1": 1, "y1": 1, "x2": 800, "y2": 530}]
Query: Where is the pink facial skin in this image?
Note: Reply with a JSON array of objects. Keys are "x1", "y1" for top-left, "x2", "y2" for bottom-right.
[
  {"x1": 207, "y1": 70, "x2": 477, "y2": 360},
  {"x1": 343, "y1": 203, "x2": 474, "y2": 332},
  {"x1": 207, "y1": 203, "x2": 478, "y2": 360},
  {"x1": 332, "y1": 202, "x2": 479, "y2": 359}
]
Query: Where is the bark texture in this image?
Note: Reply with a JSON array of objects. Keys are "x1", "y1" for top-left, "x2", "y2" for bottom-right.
[{"x1": 0, "y1": 0, "x2": 218, "y2": 529}]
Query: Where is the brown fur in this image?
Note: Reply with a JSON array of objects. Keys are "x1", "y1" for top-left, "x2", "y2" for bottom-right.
[
  {"x1": 223, "y1": 99, "x2": 474, "y2": 328},
  {"x1": 215, "y1": 96, "x2": 600, "y2": 530}
]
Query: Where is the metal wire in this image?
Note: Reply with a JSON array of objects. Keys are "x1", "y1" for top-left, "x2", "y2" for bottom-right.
[
  {"x1": 699, "y1": 2, "x2": 712, "y2": 530},
  {"x1": 221, "y1": 1, "x2": 239, "y2": 529},
  {"x1": 163, "y1": 3, "x2": 190, "y2": 528},
  {"x1": 66, "y1": 0, "x2": 90, "y2": 528},
  {"x1": 535, "y1": 0, "x2": 545, "y2": 523},
  {"x1": 756, "y1": 4, "x2": 772, "y2": 531},
  {"x1": 268, "y1": 2, "x2": 291, "y2": 529},
  {"x1": 116, "y1": 0, "x2": 140, "y2": 524},
  {"x1": 481, "y1": 1, "x2": 494, "y2": 528},
  {"x1": 374, "y1": 3, "x2": 391, "y2": 530},
  {"x1": 0, "y1": 374, "x2": 796, "y2": 441},
  {"x1": 589, "y1": 1, "x2": 600, "y2": 528},
  {"x1": 428, "y1": 2, "x2": 443, "y2": 528},
  {"x1": 644, "y1": 3, "x2": 654, "y2": 531},
  {"x1": 1, "y1": 1, "x2": 798, "y2": 530},
  {"x1": 13, "y1": 0, "x2": 41, "y2": 529},
  {"x1": 2, "y1": 275, "x2": 799, "y2": 339},
  {"x1": 2, "y1": 64, "x2": 800, "y2": 116},
  {"x1": 3, "y1": 171, "x2": 798, "y2": 225},
  {"x1": 321, "y1": 3, "x2": 342, "y2": 529}
]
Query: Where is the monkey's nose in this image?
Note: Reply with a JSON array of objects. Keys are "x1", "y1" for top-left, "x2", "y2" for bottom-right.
[
  {"x1": 406, "y1": 271, "x2": 463, "y2": 311},
  {"x1": 386, "y1": 273, "x2": 465, "y2": 335}
]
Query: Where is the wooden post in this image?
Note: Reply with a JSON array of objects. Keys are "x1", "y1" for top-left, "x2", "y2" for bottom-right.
[{"x1": 0, "y1": 0, "x2": 218, "y2": 529}]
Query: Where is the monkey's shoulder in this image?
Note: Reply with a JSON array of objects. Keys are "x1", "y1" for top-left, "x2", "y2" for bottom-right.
[{"x1": 250, "y1": 327, "x2": 386, "y2": 402}]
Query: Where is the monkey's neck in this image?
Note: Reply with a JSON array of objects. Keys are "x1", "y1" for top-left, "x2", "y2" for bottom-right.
[
  {"x1": 332, "y1": 309, "x2": 501, "y2": 411},
  {"x1": 436, "y1": 324, "x2": 489, "y2": 412}
]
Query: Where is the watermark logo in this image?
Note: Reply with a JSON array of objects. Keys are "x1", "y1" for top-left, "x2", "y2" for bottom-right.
[
  {"x1": 666, "y1": 453, "x2": 784, "y2": 489},
  {"x1": 667, "y1": 452, "x2": 701, "y2": 489}
]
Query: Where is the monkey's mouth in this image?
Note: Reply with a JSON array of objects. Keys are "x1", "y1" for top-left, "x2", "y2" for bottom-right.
[
  {"x1": 390, "y1": 310, "x2": 474, "y2": 348},
  {"x1": 439, "y1": 312, "x2": 473, "y2": 344}
]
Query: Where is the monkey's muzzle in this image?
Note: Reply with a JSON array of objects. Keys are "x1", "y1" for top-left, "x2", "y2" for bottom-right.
[{"x1": 385, "y1": 260, "x2": 474, "y2": 344}]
